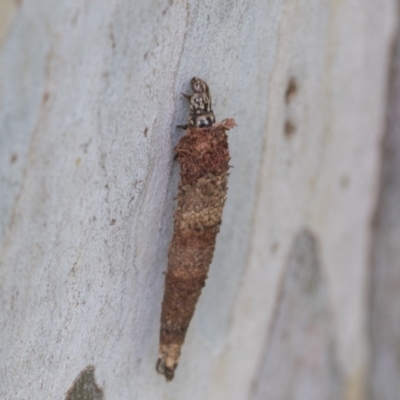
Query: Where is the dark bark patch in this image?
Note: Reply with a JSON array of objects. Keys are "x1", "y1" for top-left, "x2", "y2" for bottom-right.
[
  {"x1": 284, "y1": 119, "x2": 296, "y2": 138},
  {"x1": 65, "y1": 365, "x2": 104, "y2": 400},
  {"x1": 285, "y1": 77, "x2": 298, "y2": 104}
]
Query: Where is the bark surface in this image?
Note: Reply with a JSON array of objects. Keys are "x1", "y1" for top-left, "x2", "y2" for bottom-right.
[{"x1": 0, "y1": 1, "x2": 397, "y2": 398}]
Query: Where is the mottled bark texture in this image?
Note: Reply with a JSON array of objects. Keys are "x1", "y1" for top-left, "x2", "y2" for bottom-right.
[
  {"x1": 157, "y1": 119, "x2": 236, "y2": 381},
  {"x1": 250, "y1": 230, "x2": 343, "y2": 400}
]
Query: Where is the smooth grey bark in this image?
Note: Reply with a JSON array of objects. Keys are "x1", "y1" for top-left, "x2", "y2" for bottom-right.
[
  {"x1": 369, "y1": 4, "x2": 400, "y2": 399},
  {"x1": 0, "y1": 1, "x2": 398, "y2": 399}
]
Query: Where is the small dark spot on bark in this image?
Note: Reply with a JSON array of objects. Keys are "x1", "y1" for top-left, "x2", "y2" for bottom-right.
[
  {"x1": 70, "y1": 263, "x2": 77, "y2": 275},
  {"x1": 110, "y1": 219, "x2": 116, "y2": 225},
  {"x1": 71, "y1": 11, "x2": 79, "y2": 26},
  {"x1": 162, "y1": 0, "x2": 173, "y2": 16},
  {"x1": 340, "y1": 175, "x2": 350, "y2": 188},
  {"x1": 109, "y1": 25, "x2": 116, "y2": 49},
  {"x1": 43, "y1": 92, "x2": 50, "y2": 103},
  {"x1": 15, "y1": 0, "x2": 22, "y2": 7},
  {"x1": 80, "y1": 139, "x2": 92, "y2": 154},
  {"x1": 100, "y1": 153, "x2": 107, "y2": 172},
  {"x1": 270, "y1": 241, "x2": 280, "y2": 253},
  {"x1": 285, "y1": 77, "x2": 298, "y2": 104},
  {"x1": 144, "y1": 127, "x2": 148, "y2": 137},
  {"x1": 105, "y1": 184, "x2": 109, "y2": 189},
  {"x1": 144, "y1": 51, "x2": 149, "y2": 60},
  {"x1": 10, "y1": 154, "x2": 18, "y2": 164},
  {"x1": 284, "y1": 119, "x2": 296, "y2": 138},
  {"x1": 65, "y1": 365, "x2": 104, "y2": 400}
]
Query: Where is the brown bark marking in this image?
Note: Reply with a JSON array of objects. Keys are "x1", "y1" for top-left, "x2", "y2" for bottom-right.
[{"x1": 157, "y1": 119, "x2": 236, "y2": 381}]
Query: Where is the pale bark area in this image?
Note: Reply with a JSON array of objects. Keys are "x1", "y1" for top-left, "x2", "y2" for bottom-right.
[{"x1": 0, "y1": 1, "x2": 398, "y2": 399}]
